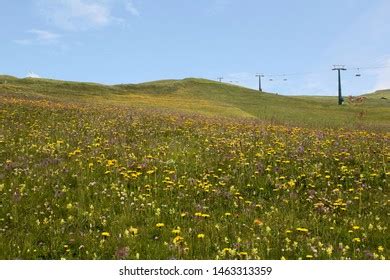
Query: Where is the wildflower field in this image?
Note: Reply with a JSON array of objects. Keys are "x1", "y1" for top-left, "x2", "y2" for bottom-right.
[{"x1": 0, "y1": 81, "x2": 389, "y2": 260}]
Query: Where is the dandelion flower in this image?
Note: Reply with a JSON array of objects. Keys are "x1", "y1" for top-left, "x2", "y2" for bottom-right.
[
  {"x1": 129, "y1": 226, "x2": 138, "y2": 236},
  {"x1": 173, "y1": 236, "x2": 184, "y2": 245},
  {"x1": 156, "y1": 223, "x2": 165, "y2": 228},
  {"x1": 326, "y1": 245, "x2": 333, "y2": 256},
  {"x1": 352, "y1": 237, "x2": 361, "y2": 243},
  {"x1": 197, "y1": 233, "x2": 205, "y2": 239},
  {"x1": 296, "y1": 227, "x2": 309, "y2": 233}
]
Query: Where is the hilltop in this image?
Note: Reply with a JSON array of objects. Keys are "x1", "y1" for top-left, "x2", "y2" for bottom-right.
[
  {"x1": 0, "y1": 75, "x2": 389, "y2": 130},
  {"x1": 364, "y1": 89, "x2": 390, "y2": 99}
]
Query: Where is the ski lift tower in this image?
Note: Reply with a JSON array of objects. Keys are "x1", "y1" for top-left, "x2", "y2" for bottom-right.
[
  {"x1": 332, "y1": 65, "x2": 347, "y2": 105},
  {"x1": 255, "y1": 74, "x2": 265, "y2": 92}
]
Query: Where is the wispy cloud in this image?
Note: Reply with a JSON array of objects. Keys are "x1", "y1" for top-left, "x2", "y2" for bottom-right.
[
  {"x1": 14, "y1": 29, "x2": 61, "y2": 45},
  {"x1": 26, "y1": 72, "x2": 41, "y2": 78},
  {"x1": 14, "y1": 39, "x2": 33, "y2": 45},
  {"x1": 225, "y1": 72, "x2": 256, "y2": 88},
  {"x1": 373, "y1": 56, "x2": 390, "y2": 91},
  {"x1": 226, "y1": 72, "x2": 253, "y2": 81},
  {"x1": 29, "y1": 29, "x2": 61, "y2": 42},
  {"x1": 36, "y1": 0, "x2": 112, "y2": 31},
  {"x1": 35, "y1": 0, "x2": 140, "y2": 31},
  {"x1": 296, "y1": 73, "x2": 334, "y2": 96},
  {"x1": 125, "y1": 0, "x2": 140, "y2": 16},
  {"x1": 208, "y1": 0, "x2": 230, "y2": 14}
]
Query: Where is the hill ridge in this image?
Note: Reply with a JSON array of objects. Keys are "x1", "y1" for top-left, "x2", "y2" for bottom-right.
[{"x1": 1, "y1": 75, "x2": 389, "y2": 130}]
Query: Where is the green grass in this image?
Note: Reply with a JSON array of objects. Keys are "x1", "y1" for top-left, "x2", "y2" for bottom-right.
[
  {"x1": 363, "y1": 89, "x2": 390, "y2": 99},
  {"x1": 0, "y1": 75, "x2": 389, "y2": 260},
  {"x1": 1, "y1": 75, "x2": 389, "y2": 130}
]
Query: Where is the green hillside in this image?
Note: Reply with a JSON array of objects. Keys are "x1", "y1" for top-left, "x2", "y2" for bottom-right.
[
  {"x1": 363, "y1": 89, "x2": 390, "y2": 99},
  {"x1": 1, "y1": 75, "x2": 389, "y2": 130}
]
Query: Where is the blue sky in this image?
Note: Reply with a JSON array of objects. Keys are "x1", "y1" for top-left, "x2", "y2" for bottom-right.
[{"x1": 1, "y1": 0, "x2": 390, "y2": 95}]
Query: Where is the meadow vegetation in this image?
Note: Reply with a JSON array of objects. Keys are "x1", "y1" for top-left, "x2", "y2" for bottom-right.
[{"x1": 0, "y1": 76, "x2": 388, "y2": 259}]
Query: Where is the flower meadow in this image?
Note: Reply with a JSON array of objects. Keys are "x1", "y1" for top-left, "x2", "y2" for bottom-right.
[{"x1": 0, "y1": 95, "x2": 388, "y2": 260}]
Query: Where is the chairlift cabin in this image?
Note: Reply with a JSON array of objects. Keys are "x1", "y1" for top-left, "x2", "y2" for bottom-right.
[{"x1": 355, "y1": 68, "x2": 361, "y2": 77}]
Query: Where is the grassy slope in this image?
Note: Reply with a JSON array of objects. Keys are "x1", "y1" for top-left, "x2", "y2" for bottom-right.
[
  {"x1": 363, "y1": 89, "x2": 390, "y2": 98},
  {"x1": 1, "y1": 75, "x2": 389, "y2": 130}
]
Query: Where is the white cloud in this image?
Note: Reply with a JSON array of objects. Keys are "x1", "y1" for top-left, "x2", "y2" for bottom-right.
[
  {"x1": 224, "y1": 72, "x2": 255, "y2": 88},
  {"x1": 208, "y1": 0, "x2": 230, "y2": 14},
  {"x1": 226, "y1": 72, "x2": 253, "y2": 81},
  {"x1": 26, "y1": 72, "x2": 41, "y2": 78},
  {"x1": 29, "y1": 29, "x2": 61, "y2": 42},
  {"x1": 125, "y1": 0, "x2": 139, "y2": 16},
  {"x1": 36, "y1": 0, "x2": 112, "y2": 31},
  {"x1": 14, "y1": 39, "x2": 33, "y2": 45},
  {"x1": 373, "y1": 57, "x2": 390, "y2": 91},
  {"x1": 297, "y1": 73, "x2": 333, "y2": 96},
  {"x1": 35, "y1": 0, "x2": 139, "y2": 31},
  {"x1": 14, "y1": 29, "x2": 61, "y2": 45}
]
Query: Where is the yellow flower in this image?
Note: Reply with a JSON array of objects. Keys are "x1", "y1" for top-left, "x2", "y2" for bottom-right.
[
  {"x1": 171, "y1": 227, "x2": 181, "y2": 235},
  {"x1": 296, "y1": 227, "x2": 309, "y2": 233},
  {"x1": 129, "y1": 226, "x2": 138, "y2": 236},
  {"x1": 222, "y1": 248, "x2": 230, "y2": 254},
  {"x1": 378, "y1": 246, "x2": 384, "y2": 252},
  {"x1": 326, "y1": 245, "x2": 333, "y2": 256},
  {"x1": 287, "y1": 179, "x2": 296, "y2": 188},
  {"x1": 101, "y1": 232, "x2": 110, "y2": 237},
  {"x1": 197, "y1": 233, "x2": 205, "y2": 239},
  {"x1": 352, "y1": 237, "x2": 361, "y2": 243},
  {"x1": 352, "y1": 226, "x2": 360, "y2": 230},
  {"x1": 173, "y1": 236, "x2": 184, "y2": 245},
  {"x1": 156, "y1": 223, "x2": 165, "y2": 228}
]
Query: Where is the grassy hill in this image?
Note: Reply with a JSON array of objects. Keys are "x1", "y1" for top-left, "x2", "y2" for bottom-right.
[
  {"x1": 363, "y1": 89, "x2": 390, "y2": 99},
  {"x1": 1, "y1": 75, "x2": 389, "y2": 130}
]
